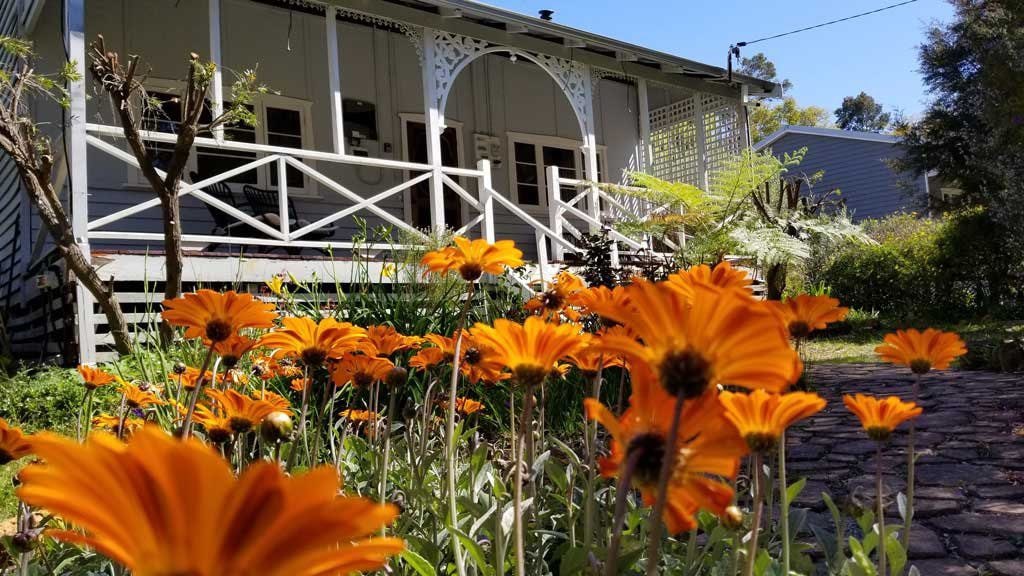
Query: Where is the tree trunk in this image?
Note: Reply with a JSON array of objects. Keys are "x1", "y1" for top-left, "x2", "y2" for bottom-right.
[
  {"x1": 15, "y1": 166, "x2": 132, "y2": 356},
  {"x1": 765, "y1": 262, "x2": 787, "y2": 301},
  {"x1": 158, "y1": 193, "x2": 184, "y2": 344}
]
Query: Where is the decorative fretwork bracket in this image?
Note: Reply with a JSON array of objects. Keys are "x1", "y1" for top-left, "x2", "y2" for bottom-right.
[{"x1": 422, "y1": 29, "x2": 595, "y2": 136}]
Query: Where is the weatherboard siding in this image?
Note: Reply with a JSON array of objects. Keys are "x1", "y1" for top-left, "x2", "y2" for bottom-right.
[{"x1": 761, "y1": 132, "x2": 927, "y2": 220}]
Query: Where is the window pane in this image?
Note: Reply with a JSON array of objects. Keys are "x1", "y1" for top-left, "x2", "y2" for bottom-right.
[
  {"x1": 542, "y1": 146, "x2": 576, "y2": 174},
  {"x1": 517, "y1": 183, "x2": 539, "y2": 205},
  {"x1": 141, "y1": 92, "x2": 179, "y2": 172},
  {"x1": 515, "y1": 162, "x2": 538, "y2": 186},
  {"x1": 196, "y1": 149, "x2": 258, "y2": 184},
  {"x1": 265, "y1": 106, "x2": 305, "y2": 188},
  {"x1": 514, "y1": 142, "x2": 536, "y2": 164},
  {"x1": 267, "y1": 107, "x2": 301, "y2": 136}
]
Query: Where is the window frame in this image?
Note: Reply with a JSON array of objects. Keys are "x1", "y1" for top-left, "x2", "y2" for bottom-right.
[
  {"x1": 128, "y1": 78, "x2": 318, "y2": 197},
  {"x1": 505, "y1": 131, "x2": 607, "y2": 211}
]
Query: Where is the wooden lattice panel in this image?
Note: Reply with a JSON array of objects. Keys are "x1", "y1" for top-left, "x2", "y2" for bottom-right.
[
  {"x1": 700, "y1": 94, "x2": 744, "y2": 181},
  {"x1": 648, "y1": 96, "x2": 700, "y2": 186}
]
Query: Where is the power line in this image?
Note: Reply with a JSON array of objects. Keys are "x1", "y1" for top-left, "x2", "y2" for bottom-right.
[{"x1": 737, "y1": 0, "x2": 919, "y2": 47}]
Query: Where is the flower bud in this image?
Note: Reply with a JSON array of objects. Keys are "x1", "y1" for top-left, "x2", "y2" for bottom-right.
[
  {"x1": 260, "y1": 411, "x2": 294, "y2": 443},
  {"x1": 172, "y1": 361, "x2": 187, "y2": 375},
  {"x1": 722, "y1": 506, "x2": 744, "y2": 530},
  {"x1": 385, "y1": 366, "x2": 408, "y2": 388}
]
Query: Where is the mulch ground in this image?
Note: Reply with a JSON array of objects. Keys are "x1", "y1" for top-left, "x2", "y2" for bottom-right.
[{"x1": 789, "y1": 364, "x2": 1024, "y2": 576}]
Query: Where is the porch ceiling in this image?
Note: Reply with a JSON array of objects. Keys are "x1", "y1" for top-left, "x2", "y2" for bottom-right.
[{"x1": 251, "y1": 0, "x2": 780, "y2": 98}]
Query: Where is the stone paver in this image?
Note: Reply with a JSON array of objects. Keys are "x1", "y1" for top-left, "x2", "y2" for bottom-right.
[{"x1": 789, "y1": 364, "x2": 1024, "y2": 572}]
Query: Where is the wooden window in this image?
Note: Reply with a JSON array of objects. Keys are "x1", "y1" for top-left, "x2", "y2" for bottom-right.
[{"x1": 507, "y1": 133, "x2": 607, "y2": 208}]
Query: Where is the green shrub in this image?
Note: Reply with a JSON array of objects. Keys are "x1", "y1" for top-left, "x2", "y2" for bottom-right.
[
  {"x1": 0, "y1": 367, "x2": 118, "y2": 434},
  {"x1": 812, "y1": 208, "x2": 1022, "y2": 322}
]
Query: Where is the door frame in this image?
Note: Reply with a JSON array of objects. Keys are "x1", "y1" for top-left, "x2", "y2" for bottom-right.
[{"x1": 399, "y1": 113, "x2": 467, "y2": 228}]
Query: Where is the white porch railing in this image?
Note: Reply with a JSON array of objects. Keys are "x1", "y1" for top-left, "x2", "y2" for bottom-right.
[{"x1": 84, "y1": 124, "x2": 667, "y2": 289}]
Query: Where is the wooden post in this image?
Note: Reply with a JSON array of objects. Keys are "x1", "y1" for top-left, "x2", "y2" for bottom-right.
[
  {"x1": 637, "y1": 78, "x2": 651, "y2": 172},
  {"x1": 325, "y1": 6, "x2": 345, "y2": 155},
  {"x1": 546, "y1": 165, "x2": 564, "y2": 261},
  {"x1": 477, "y1": 159, "x2": 495, "y2": 243},
  {"x1": 277, "y1": 157, "x2": 289, "y2": 240},
  {"x1": 209, "y1": 0, "x2": 224, "y2": 141},
  {"x1": 421, "y1": 28, "x2": 446, "y2": 234},
  {"x1": 66, "y1": 0, "x2": 96, "y2": 363}
]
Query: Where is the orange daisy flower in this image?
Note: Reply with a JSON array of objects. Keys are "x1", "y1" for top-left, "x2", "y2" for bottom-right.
[
  {"x1": 77, "y1": 365, "x2": 117, "y2": 391},
  {"x1": 289, "y1": 377, "x2": 311, "y2": 392},
  {"x1": 331, "y1": 353, "x2": 395, "y2": 388},
  {"x1": 665, "y1": 261, "x2": 753, "y2": 298},
  {"x1": 421, "y1": 236, "x2": 524, "y2": 282},
  {"x1": 525, "y1": 271, "x2": 586, "y2": 322},
  {"x1": 251, "y1": 389, "x2": 293, "y2": 415},
  {"x1": 875, "y1": 328, "x2": 967, "y2": 374},
  {"x1": 121, "y1": 383, "x2": 166, "y2": 409},
  {"x1": 569, "y1": 284, "x2": 631, "y2": 324},
  {"x1": 469, "y1": 316, "x2": 585, "y2": 387},
  {"x1": 771, "y1": 294, "x2": 849, "y2": 339},
  {"x1": 204, "y1": 389, "x2": 276, "y2": 434},
  {"x1": 161, "y1": 289, "x2": 277, "y2": 343},
  {"x1": 409, "y1": 347, "x2": 447, "y2": 371},
  {"x1": 17, "y1": 426, "x2": 404, "y2": 575},
  {"x1": 339, "y1": 409, "x2": 378, "y2": 423},
  {"x1": 843, "y1": 394, "x2": 923, "y2": 441},
  {"x1": 584, "y1": 367, "x2": 748, "y2": 533},
  {"x1": 174, "y1": 366, "x2": 222, "y2": 391},
  {"x1": 91, "y1": 414, "x2": 144, "y2": 438},
  {"x1": 595, "y1": 280, "x2": 800, "y2": 398},
  {"x1": 259, "y1": 317, "x2": 368, "y2": 367},
  {"x1": 365, "y1": 325, "x2": 423, "y2": 358},
  {"x1": 440, "y1": 397, "x2": 485, "y2": 416},
  {"x1": 719, "y1": 389, "x2": 827, "y2": 452},
  {"x1": 211, "y1": 334, "x2": 260, "y2": 369},
  {"x1": 566, "y1": 346, "x2": 624, "y2": 379},
  {"x1": 192, "y1": 405, "x2": 235, "y2": 443},
  {"x1": 460, "y1": 337, "x2": 510, "y2": 385},
  {"x1": 0, "y1": 419, "x2": 32, "y2": 464}
]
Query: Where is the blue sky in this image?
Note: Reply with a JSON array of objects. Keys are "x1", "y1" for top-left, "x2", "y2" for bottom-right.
[{"x1": 484, "y1": 0, "x2": 955, "y2": 118}]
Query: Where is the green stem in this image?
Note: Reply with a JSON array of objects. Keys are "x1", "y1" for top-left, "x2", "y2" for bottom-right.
[
  {"x1": 446, "y1": 282, "x2": 475, "y2": 576},
  {"x1": 181, "y1": 345, "x2": 217, "y2": 439},
  {"x1": 605, "y1": 448, "x2": 642, "y2": 576},
  {"x1": 288, "y1": 366, "x2": 312, "y2": 470},
  {"x1": 780, "y1": 432, "x2": 791, "y2": 575},
  {"x1": 513, "y1": 383, "x2": 536, "y2": 576},
  {"x1": 877, "y1": 443, "x2": 887, "y2": 576},
  {"x1": 743, "y1": 453, "x2": 765, "y2": 576},
  {"x1": 582, "y1": 366, "x2": 603, "y2": 555},
  {"x1": 902, "y1": 374, "x2": 919, "y2": 551},
  {"x1": 645, "y1": 393, "x2": 687, "y2": 576}
]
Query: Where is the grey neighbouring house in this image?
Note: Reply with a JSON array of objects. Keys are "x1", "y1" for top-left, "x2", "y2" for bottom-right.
[
  {"x1": 0, "y1": 0, "x2": 779, "y2": 363},
  {"x1": 754, "y1": 125, "x2": 929, "y2": 220}
]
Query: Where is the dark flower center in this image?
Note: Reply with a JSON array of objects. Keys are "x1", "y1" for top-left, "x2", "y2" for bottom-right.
[
  {"x1": 205, "y1": 319, "x2": 232, "y2": 343},
  {"x1": 788, "y1": 321, "x2": 811, "y2": 340},
  {"x1": 910, "y1": 358, "x2": 932, "y2": 375},
  {"x1": 464, "y1": 347, "x2": 482, "y2": 365},
  {"x1": 866, "y1": 426, "x2": 892, "y2": 442},
  {"x1": 354, "y1": 372, "x2": 373, "y2": 388},
  {"x1": 229, "y1": 417, "x2": 254, "y2": 434},
  {"x1": 658, "y1": 349, "x2": 713, "y2": 398},
  {"x1": 513, "y1": 364, "x2": 547, "y2": 388},
  {"x1": 627, "y1": 433, "x2": 667, "y2": 485},
  {"x1": 541, "y1": 291, "x2": 563, "y2": 310},
  {"x1": 222, "y1": 355, "x2": 240, "y2": 370},
  {"x1": 208, "y1": 427, "x2": 233, "y2": 443},
  {"x1": 744, "y1": 432, "x2": 778, "y2": 453},
  {"x1": 301, "y1": 347, "x2": 327, "y2": 367},
  {"x1": 0, "y1": 450, "x2": 12, "y2": 465},
  {"x1": 459, "y1": 262, "x2": 483, "y2": 282},
  {"x1": 385, "y1": 366, "x2": 408, "y2": 387}
]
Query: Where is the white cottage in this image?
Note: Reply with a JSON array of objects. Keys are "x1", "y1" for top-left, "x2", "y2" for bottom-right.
[{"x1": 0, "y1": 0, "x2": 779, "y2": 362}]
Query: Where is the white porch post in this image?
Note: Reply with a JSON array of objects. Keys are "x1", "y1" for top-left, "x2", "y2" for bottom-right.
[
  {"x1": 546, "y1": 166, "x2": 564, "y2": 261},
  {"x1": 637, "y1": 78, "x2": 651, "y2": 172},
  {"x1": 325, "y1": 6, "x2": 346, "y2": 155},
  {"x1": 66, "y1": 0, "x2": 96, "y2": 363},
  {"x1": 581, "y1": 65, "x2": 600, "y2": 232},
  {"x1": 694, "y1": 93, "x2": 709, "y2": 191},
  {"x1": 420, "y1": 28, "x2": 446, "y2": 234},
  {"x1": 209, "y1": 0, "x2": 224, "y2": 141},
  {"x1": 477, "y1": 159, "x2": 495, "y2": 243}
]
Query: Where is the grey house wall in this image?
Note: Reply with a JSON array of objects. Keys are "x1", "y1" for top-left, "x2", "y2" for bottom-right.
[
  {"x1": 763, "y1": 133, "x2": 927, "y2": 220},
  {"x1": 26, "y1": 0, "x2": 651, "y2": 260}
]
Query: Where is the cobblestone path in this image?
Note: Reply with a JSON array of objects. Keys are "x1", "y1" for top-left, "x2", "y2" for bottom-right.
[{"x1": 789, "y1": 364, "x2": 1024, "y2": 576}]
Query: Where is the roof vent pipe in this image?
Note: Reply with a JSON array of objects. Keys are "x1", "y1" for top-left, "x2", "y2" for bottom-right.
[{"x1": 538, "y1": 9, "x2": 554, "y2": 20}]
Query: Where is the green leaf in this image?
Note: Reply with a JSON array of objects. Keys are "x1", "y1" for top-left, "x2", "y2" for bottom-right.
[
  {"x1": 559, "y1": 546, "x2": 589, "y2": 576},
  {"x1": 786, "y1": 477, "x2": 807, "y2": 504},
  {"x1": 452, "y1": 526, "x2": 495, "y2": 576},
  {"x1": 886, "y1": 533, "x2": 907, "y2": 576},
  {"x1": 400, "y1": 550, "x2": 437, "y2": 576}
]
